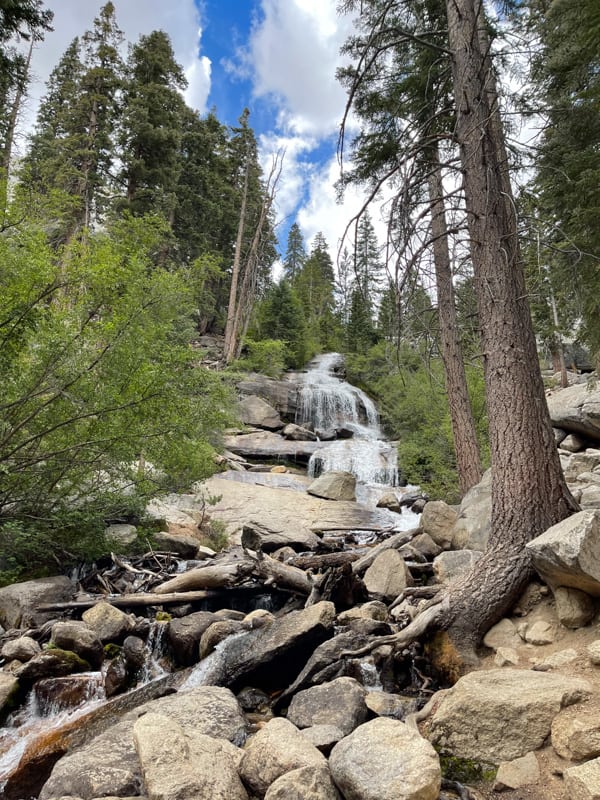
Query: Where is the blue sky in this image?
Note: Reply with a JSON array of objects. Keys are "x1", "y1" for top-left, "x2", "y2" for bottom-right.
[{"x1": 25, "y1": 0, "x2": 370, "y2": 267}]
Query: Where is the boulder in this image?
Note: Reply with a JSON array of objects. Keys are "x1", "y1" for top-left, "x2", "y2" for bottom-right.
[
  {"x1": 133, "y1": 712, "x2": 248, "y2": 800},
  {"x1": 16, "y1": 649, "x2": 90, "y2": 687},
  {"x1": 82, "y1": 602, "x2": 136, "y2": 643},
  {"x1": 283, "y1": 423, "x2": 318, "y2": 441},
  {"x1": 494, "y1": 647, "x2": 520, "y2": 667},
  {"x1": 286, "y1": 677, "x2": 368, "y2": 736},
  {"x1": 553, "y1": 586, "x2": 597, "y2": 628},
  {"x1": 588, "y1": 641, "x2": 600, "y2": 665},
  {"x1": 184, "y1": 601, "x2": 336, "y2": 693},
  {"x1": 264, "y1": 765, "x2": 342, "y2": 800},
  {"x1": 547, "y1": 383, "x2": 600, "y2": 442},
  {"x1": 299, "y1": 725, "x2": 344, "y2": 754},
  {"x1": 526, "y1": 510, "x2": 600, "y2": 595},
  {"x1": 582, "y1": 485, "x2": 600, "y2": 509},
  {"x1": 552, "y1": 711, "x2": 600, "y2": 761},
  {"x1": 483, "y1": 618, "x2": 522, "y2": 651},
  {"x1": 241, "y1": 519, "x2": 321, "y2": 553},
  {"x1": 223, "y1": 430, "x2": 324, "y2": 462},
  {"x1": 199, "y1": 619, "x2": 246, "y2": 659},
  {"x1": 34, "y1": 675, "x2": 102, "y2": 715},
  {"x1": 337, "y1": 600, "x2": 388, "y2": 624},
  {"x1": 167, "y1": 611, "x2": 218, "y2": 666},
  {"x1": 562, "y1": 433, "x2": 588, "y2": 452},
  {"x1": 564, "y1": 452, "x2": 600, "y2": 482},
  {"x1": 365, "y1": 691, "x2": 419, "y2": 720},
  {"x1": 433, "y1": 549, "x2": 482, "y2": 584},
  {"x1": 193, "y1": 475, "x2": 393, "y2": 548},
  {"x1": 564, "y1": 757, "x2": 600, "y2": 799},
  {"x1": 363, "y1": 549, "x2": 413, "y2": 601},
  {"x1": 451, "y1": 470, "x2": 491, "y2": 551},
  {"x1": 329, "y1": 718, "x2": 441, "y2": 800},
  {"x1": 376, "y1": 492, "x2": 402, "y2": 513},
  {"x1": 239, "y1": 717, "x2": 327, "y2": 797},
  {"x1": 40, "y1": 685, "x2": 248, "y2": 800},
  {"x1": 533, "y1": 648, "x2": 578, "y2": 671},
  {"x1": 237, "y1": 374, "x2": 299, "y2": 419},
  {"x1": 51, "y1": 621, "x2": 104, "y2": 669},
  {"x1": 0, "y1": 672, "x2": 20, "y2": 719},
  {"x1": 428, "y1": 669, "x2": 592, "y2": 763},
  {"x1": 0, "y1": 576, "x2": 73, "y2": 629},
  {"x1": 104, "y1": 523, "x2": 137, "y2": 548},
  {"x1": 238, "y1": 395, "x2": 283, "y2": 430},
  {"x1": 152, "y1": 530, "x2": 200, "y2": 559},
  {"x1": 1, "y1": 635, "x2": 41, "y2": 662},
  {"x1": 493, "y1": 751, "x2": 540, "y2": 791},
  {"x1": 307, "y1": 471, "x2": 357, "y2": 501},
  {"x1": 420, "y1": 501, "x2": 457, "y2": 549}
]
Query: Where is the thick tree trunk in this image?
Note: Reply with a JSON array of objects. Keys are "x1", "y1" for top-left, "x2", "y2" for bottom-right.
[
  {"x1": 436, "y1": 0, "x2": 577, "y2": 654},
  {"x1": 427, "y1": 152, "x2": 482, "y2": 494}
]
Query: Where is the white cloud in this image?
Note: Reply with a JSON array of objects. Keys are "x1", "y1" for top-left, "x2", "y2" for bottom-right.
[{"x1": 249, "y1": 0, "x2": 355, "y2": 137}]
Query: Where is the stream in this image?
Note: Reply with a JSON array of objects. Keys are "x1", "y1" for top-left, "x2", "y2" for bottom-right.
[{"x1": 0, "y1": 352, "x2": 423, "y2": 797}]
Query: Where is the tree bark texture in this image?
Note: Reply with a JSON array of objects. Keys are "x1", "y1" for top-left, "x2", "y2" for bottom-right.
[
  {"x1": 441, "y1": 0, "x2": 576, "y2": 650},
  {"x1": 427, "y1": 151, "x2": 482, "y2": 494}
]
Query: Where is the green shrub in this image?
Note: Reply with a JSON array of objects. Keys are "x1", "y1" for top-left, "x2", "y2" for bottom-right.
[{"x1": 232, "y1": 338, "x2": 287, "y2": 377}]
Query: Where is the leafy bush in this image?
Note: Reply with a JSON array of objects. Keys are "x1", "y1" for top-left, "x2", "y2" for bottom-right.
[
  {"x1": 0, "y1": 213, "x2": 235, "y2": 578},
  {"x1": 232, "y1": 338, "x2": 287, "y2": 377}
]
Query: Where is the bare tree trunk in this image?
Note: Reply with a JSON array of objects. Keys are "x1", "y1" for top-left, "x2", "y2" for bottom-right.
[
  {"x1": 223, "y1": 159, "x2": 250, "y2": 362},
  {"x1": 436, "y1": 0, "x2": 577, "y2": 654},
  {"x1": 0, "y1": 38, "x2": 33, "y2": 220},
  {"x1": 427, "y1": 151, "x2": 482, "y2": 494}
]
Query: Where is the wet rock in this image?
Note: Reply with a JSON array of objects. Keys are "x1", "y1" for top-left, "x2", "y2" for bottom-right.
[
  {"x1": 376, "y1": 492, "x2": 401, "y2": 512},
  {"x1": 82, "y1": 601, "x2": 136, "y2": 643},
  {"x1": 237, "y1": 686, "x2": 271, "y2": 713},
  {"x1": 239, "y1": 395, "x2": 283, "y2": 430},
  {"x1": 264, "y1": 764, "x2": 342, "y2": 800},
  {"x1": 307, "y1": 471, "x2": 357, "y2": 501},
  {"x1": 40, "y1": 686, "x2": 247, "y2": 800},
  {"x1": 0, "y1": 672, "x2": 20, "y2": 719},
  {"x1": 191, "y1": 601, "x2": 336, "y2": 693},
  {"x1": 17, "y1": 648, "x2": 90, "y2": 687},
  {"x1": 363, "y1": 549, "x2": 413, "y2": 601},
  {"x1": 122, "y1": 636, "x2": 146, "y2": 672},
  {"x1": 493, "y1": 751, "x2": 540, "y2": 791},
  {"x1": 0, "y1": 575, "x2": 73, "y2": 629},
  {"x1": 433, "y1": 549, "x2": 481, "y2": 584},
  {"x1": 239, "y1": 717, "x2": 327, "y2": 797},
  {"x1": 428, "y1": 669, "x2": 592, "y2": 763},
  {"x1": 35, "y1": 674, "x2": 102, "y2": 714},
  {"x1": 286, "y1": 677, "x2": 368, "y2": 736},
  {"x1": 104, "y1": 656, "x2": 129, "y2": 697},
  {"x1": 552, "y1": 711, "x2": 600, "y2": 761},
  {"x1": 420, "y1": 500, "x2": 457, "y2": 549},
  {"x1": 526, "y1": 510, "x2": 600, "y2": 595},
  {"x1": 51, "y1": 621, "x2": 104, "y2": 670},
  {"x1": 199, "y1": 619, "x2": 246, "y2": 659},
  {"x1": 1, "y1": 634, "x2": 41, "y2": 662},
  {"x1": 329, "y1": 718, "x2": 441, "y2": 800},
  {"x1": 133, "y1": 712, "x2": 248, "y2": 800},
  {"x1": 152, "y1": 530, "x2": 200, "y2": 558},
  {"x1": 167, "y1": 611, "x2": 217, "y2": 666},
  {"x1": 564, "y1": 756, "x2": 600, "y2": 799}
]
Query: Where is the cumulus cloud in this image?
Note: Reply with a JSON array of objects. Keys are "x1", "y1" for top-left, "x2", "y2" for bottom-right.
[{"x1": 249, "y1": 0, "x2": 355, "y2": 138}]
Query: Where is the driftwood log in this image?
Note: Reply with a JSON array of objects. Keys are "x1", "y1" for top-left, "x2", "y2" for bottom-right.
[{"x1": 351, "y1": 528, "x2": 419, "y2": 574}]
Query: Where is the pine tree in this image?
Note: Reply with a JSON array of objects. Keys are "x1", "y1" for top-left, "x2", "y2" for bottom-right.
[
  {"x1": 283, "y1": 222, "x2": 306, "y2": 282},
  {"x1": 353, "y1": 210, "x2": 382, "y2": 315},
  {"x1": 119, "y1": 30, "x2": 187, "y2": 221},
  {"x1": 254, "y1": 279, "x2": 308, "y2": 368},
  {"x1": 295, "y1": 232, "x2": 339, "y2": 352}
]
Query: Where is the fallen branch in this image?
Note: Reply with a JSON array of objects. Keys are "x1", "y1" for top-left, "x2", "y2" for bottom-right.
[
  {"x1": 351, "y1": 528, "x2": 419, "y2": 574},
  {"x1": 36, "y1": 587, "x2": 269, "y2": 611}
]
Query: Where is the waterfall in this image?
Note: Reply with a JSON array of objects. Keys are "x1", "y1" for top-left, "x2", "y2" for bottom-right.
[{"x1": 298, "y1": 353, "x2": 399, "y2": 488}]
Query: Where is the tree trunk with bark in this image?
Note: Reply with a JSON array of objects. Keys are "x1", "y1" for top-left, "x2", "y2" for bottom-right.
[
  {"x1": 427, "y1": 150, "x2": 482, "y2": 494},
  {"x1": 436, "y1": 0, "x2": 577, "y2": 654}
]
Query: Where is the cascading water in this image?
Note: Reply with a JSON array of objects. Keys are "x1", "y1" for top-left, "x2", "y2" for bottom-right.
[{"x1": 297, "y1": 353, "x2": 400, "y2": 488}]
